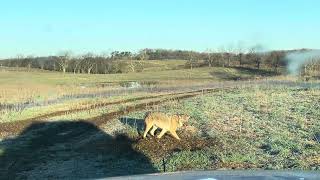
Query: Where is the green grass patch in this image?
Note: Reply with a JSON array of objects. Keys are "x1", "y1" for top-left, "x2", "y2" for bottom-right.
[
  {"x1": 163, "y1": 150, "x2": 211, "y2": 171},
  {"x1": 124, "y1": 86, "x2": 320, "y2": 170}
]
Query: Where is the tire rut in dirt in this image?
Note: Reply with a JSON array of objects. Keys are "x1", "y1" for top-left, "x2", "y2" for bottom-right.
[{"x1": 0, "y1": 89, "x2": 220, "y2": 138}]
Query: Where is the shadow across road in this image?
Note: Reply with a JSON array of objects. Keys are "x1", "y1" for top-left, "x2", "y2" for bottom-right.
[{"x1": 0, "y1": 120, "x2": 157, "y2": 179}]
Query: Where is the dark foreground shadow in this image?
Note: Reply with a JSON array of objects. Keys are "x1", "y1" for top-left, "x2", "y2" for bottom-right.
[{"x1": 0, "y1": 121, "x2": 157, "y2": 179}]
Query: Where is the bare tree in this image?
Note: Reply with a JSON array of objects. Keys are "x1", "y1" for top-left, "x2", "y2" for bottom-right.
[
  {"x1": 127, "y1": 52, "x2": 136, "y2": 72},
  {"x1": 138, "y1": 49, "x2": 149, "y2": 61},
  {"x1": 226, "y1": 43, "x2": 235, "y2": 67},
  {"x1": 301, "y1": 56, "x2": 320, "y2": 77},
  {"x1": 56, "y1": 51, "x2": 72, "y2": 73},
  {"x1": 136, "y1": 49, "x2": 149, "y2": 71},
  {"x1": 38, "y1": 59, "x2": 46, "y2": 70},
  {"x1": 248, "y1": 44, "x2": 263, "y2": 69},
  {"x1": 188, "y1": 51, "x2": 196, "y2": 70},
  {"x1": 15, "y1": 54, "x2": 24, "y2": 68},
  {"x1": 100, "y1": 52, "x2": 112, "y2": 74},
  {"x1": 218, "y1": 46, "x2": 226, "y2": 67},
  {"x1": 205, "y1": 49, "x2": 214, "y2": 67},
  {"x1": 23, "y1": 55, "x2": 34, "y2": 71},
  {"x1": 82, "y1": 53, "x2": 96, "y2": 74},
  {"x1": 236, "y1": 41, "x2": 245, "y2": 66},
  {"x1": 72, "y1": 55, "x2": 83, "y2": 74},
  {"x1": 266, "y1": 51, "x2": 285, "y2": 72}
]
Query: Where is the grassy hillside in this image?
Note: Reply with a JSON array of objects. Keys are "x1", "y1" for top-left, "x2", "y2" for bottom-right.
[
  {"x1": 0, "y1": 66, "x2": 275, "y2": 86},
  {"x1": 0, "y1": 65, "x2": 279, "y2": 123},
  {"x1": 116, "y1": 59, "x2": 187, "y2": 72}
]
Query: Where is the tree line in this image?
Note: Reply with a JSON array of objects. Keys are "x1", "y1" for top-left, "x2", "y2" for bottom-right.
[{"x1": 0, "y1": 48, "x2": 318, "y2": 75}]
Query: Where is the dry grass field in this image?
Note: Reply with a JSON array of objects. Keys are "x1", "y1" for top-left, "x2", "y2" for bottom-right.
[{"x1": 0, "y1": 66, "x2": 319, "y2": 179}]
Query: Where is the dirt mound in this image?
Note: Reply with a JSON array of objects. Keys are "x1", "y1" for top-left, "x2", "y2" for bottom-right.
[{"x1": 133, "y1": 131, "x2": 220, "y2": 159}]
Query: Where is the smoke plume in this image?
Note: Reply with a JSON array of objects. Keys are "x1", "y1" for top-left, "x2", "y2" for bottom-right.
[{"x1": 286, "y1": 49, "x2": 320, "y2": 75}]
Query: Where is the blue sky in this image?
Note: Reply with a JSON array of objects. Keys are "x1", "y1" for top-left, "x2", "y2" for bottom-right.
[{"x1": 0, "y1": 0, "x2": 319, "y2": 58}]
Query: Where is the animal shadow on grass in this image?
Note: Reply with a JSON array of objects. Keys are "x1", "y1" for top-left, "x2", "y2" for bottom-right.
[
  {"x1": 0, "y1": 120, "x2": 157, "y2": 179},
  {"x1": 119, "y1": 117, "x2": 145, "y2": 136}
]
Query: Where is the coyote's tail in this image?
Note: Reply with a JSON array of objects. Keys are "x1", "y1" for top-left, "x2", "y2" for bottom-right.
[{"x1": 143, "y1": 111, "x2": 151, "y2": 120}]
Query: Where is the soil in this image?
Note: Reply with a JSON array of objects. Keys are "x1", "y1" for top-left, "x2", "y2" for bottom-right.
[{"x1": 134, "y1": 131, "x2": 220, "y2": 160}]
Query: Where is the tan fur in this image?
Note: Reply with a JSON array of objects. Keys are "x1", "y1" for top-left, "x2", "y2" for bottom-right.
[{"x1": 143, "y1": 112, "x2": 190, "y2": 140}]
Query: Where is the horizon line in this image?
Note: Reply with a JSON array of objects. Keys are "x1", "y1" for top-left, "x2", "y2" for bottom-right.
[{"x1": 1, "y1": 47, "x2": 318, "y2": 60}]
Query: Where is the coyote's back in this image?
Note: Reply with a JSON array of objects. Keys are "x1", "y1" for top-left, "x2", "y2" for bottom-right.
[{"x1": 143, "y1": 112, "x2": 190, "y2": 140}]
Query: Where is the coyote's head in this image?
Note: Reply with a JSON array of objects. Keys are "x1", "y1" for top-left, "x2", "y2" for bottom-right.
[{"x1": 176, "y1": 114, "x2": 190, "y2": 127}]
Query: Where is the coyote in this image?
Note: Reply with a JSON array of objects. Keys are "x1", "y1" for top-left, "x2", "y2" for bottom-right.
[{"x1": 143, "y1": 112, "x2": 190, "y2": 140}]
